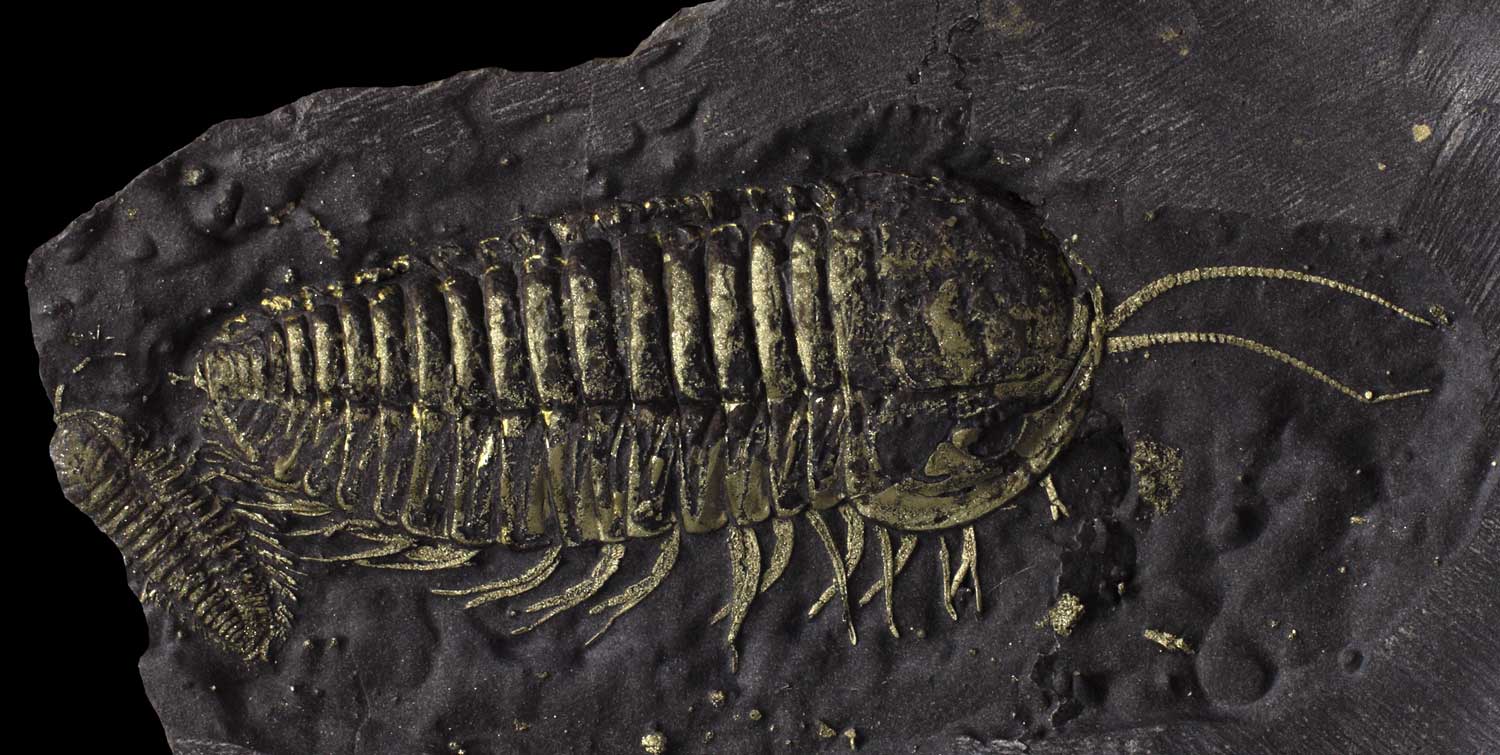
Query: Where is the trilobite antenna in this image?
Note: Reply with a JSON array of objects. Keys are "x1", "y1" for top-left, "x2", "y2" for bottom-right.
[
  {"x1": 1104, "y1": 265, "x2": 1435, "y2": 332},
  {"x1": 1106, "y1": 332, "x2": 1431, "y2": 403},
  {"x1": 1103, "y1": 266, "x2": 1436, "y2": 403}
]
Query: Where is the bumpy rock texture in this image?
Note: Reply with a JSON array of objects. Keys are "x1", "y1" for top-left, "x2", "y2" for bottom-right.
[{"x1": 26, "y1": 1, "x2": 1499, "y2": 753}]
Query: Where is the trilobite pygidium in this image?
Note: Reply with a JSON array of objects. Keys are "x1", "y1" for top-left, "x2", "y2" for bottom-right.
[{"x1": 49, "y1": 173, "x2": 1437, "y2": 664}]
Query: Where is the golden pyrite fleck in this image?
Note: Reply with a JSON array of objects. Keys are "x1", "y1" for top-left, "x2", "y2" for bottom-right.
[
  {"x1": 1048, "y1": 593, "x2": 1085, "y2": 636},
  {"x1": 640, "y1": 731, "x2": 666, "y2": 754},
  {"x1": 1143, "y1": 628, "x2": 1194, "y2": 654}
]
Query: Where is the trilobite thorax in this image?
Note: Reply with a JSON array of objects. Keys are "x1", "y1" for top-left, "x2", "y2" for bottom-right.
[{"x1": 192, "y1": 173, "x2": 1098, "y2": 547}]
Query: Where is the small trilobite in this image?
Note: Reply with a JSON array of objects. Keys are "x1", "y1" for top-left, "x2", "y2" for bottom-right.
[
  {"x1": 49, "y1": 172, "x2": 1436, "y2": 664},
  {"x1": 50, "y1": 410, "x2": 297, "y2": 660}
]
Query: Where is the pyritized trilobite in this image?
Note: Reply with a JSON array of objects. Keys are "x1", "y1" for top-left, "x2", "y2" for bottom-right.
[{"x1": 50, "y1": 171, "x2": 1434, "y2": 664}]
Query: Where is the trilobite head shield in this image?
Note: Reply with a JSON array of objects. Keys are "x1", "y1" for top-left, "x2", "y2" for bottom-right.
[
  {"x1": 836, "y1": 175, "x2": 1101, "y2": 531},
  {"x1": 50, "y1": 409, "x2": 134, "y2": 516}
]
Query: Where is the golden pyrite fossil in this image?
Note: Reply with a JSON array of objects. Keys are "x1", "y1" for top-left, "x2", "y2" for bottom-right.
[{"x1": 49, "y1": 173, "x2": 1435, "y2": 665}]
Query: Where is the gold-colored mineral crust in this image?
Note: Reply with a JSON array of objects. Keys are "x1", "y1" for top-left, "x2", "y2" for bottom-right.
[
  {"x1": 1131, "y1": 438, "x2": 1185, "y2": 515},
  {"x1": 640, "y1": 730, "x2": 666, "y2": 754},
  {"x1": 1144, "y1": 628, "x2": 1194, "y2": 654},
  {"x1": 1047, "y1": 593, "x2": 1085, "y2": 636}
]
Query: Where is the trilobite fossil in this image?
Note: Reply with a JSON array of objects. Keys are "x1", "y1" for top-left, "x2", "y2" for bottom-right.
[{"x1": 49, "y1": 172, "x2": 1436, "y2": 664}]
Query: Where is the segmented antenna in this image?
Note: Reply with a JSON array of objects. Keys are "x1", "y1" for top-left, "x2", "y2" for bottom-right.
[{"x1": 1105, "y1": 266, "x2": 1437, "y2": 403}]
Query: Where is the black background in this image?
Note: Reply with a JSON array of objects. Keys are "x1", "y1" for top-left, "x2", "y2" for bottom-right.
[{"x1": 17, "y1": 7, "x2": 687, "y2": 752}]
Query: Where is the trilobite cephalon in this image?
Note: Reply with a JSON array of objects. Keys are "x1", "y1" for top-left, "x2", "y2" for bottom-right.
[{"x1": 49, "y1": 172, "x2": 1436, "y2": 664}]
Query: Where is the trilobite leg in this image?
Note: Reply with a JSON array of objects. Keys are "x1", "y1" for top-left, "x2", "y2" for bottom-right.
[
  {"x1": 722, "y1": 401, "x2": 774, "y2": 526},
  {"x1": 857, "y1": 534, "x2": 916, "y2": 607},
  {"x1": 938, "y1": 536, "x2": 958, "y2": 622},
  {"x1": 806, "y1": 509, "x2": 857, "y2": 646},
  {"x1": 576, "y1": 408, "x2": 631, "y2": 544},
  {"x1": 677, "y1": 404, "x2": 728, "y2": 534},
  {"x1": 585, "y1": 525, "x2": 681, "y2": 645},
  {"x1": 711, "y1": 517, "x2": 793, "y2": 625},
  {"x1": 512, "y1": 543, "x2": 626, "y2": 635},
  {"x1": 286, "y1": 399, "x2": 355, "y2": 512},
  {"x1": 203, "y1": 400, "x2": 261, "y2": 465},
  {"x1": 198, "y1": 401, "x2": 335, "y2": 516},
  {"x1": 808, "y1": 507, "x2": 865, "y2": 618},
  {"x1": 861, "y1": 528, "x2": 913, "y2": 638},
  {"x1": 948, "y1": 526, "x2": 981, "y2": 617},
  {"x1": 284, "y1": 519, "x2": 414, "y2": 562},
  {"x1": 399, "y1": 405, "x2": 454, "y2": 537},
  {"x1": 280, "y1": 518, "x2": 366, "y2": 538},
  {"x1": 302, "y1": 530, "x2": 417, "y2": 563},
  {"x1": 806, "y1": 392, "x2": 847, "y2": 509},
  {"x1": 432, "y1": 545, "x2": 563, "y2": 610},
  {"x1": 329, "y1": 402, "x2": 372, "y2": 513},
  {"x1": 371, "y1": 406, "x2": 419, "y2": 528},
  {"x1": 360, "y1": 544, "x2": 479, "y2": 571},
  {"x1": 1042, "y1": 474, "x2": 1070, "y2": 520},
  {"x1": 623, "y1": 406, "x2": 678, "y2": 538},
  {"x1": 230, "y1": 489, "x2": 335, "y2": 517},
  {"x1": 266, "y1": 399, "x2": 320, "y2": 485},
  {"x1": 547, "y1": 409, "x2": 633, "y2": 546},
  {"x1": 723, "y1": 525, "x2": 761, "y2": 672},
  {"x1": 232, "y1": 509, "x2": 302, "y2": 590},
  {"x1": 760, "y1": 517, "x2": 795, "y2": 595}
]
